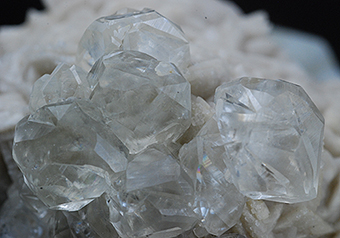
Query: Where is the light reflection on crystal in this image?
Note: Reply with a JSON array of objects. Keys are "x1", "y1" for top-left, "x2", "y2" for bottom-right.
[
  {"x1": 215, "y1": 77, "x2": 324, "y2": 203},
  {"x1": 179, "y1": 117, "x2": 245, "y2": 236}
]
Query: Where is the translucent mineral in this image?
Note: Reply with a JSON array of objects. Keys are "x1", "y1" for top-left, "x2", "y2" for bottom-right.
[
  {"x1": 77, "y1": 8, "x2": 190, "y2": 72},
  {"x1": 102, "y1": 145, "x2": 197, "y2": 238},
  {"x1": 6, "y1": 3, "x2": 328, "y2": 237},
  {"x1": 215, "y1": 77, "x2": 324, "y2": 203},
  {"x1": 29, "y1": 63, "x2": 93, "y2": 113},
  {"x1": 179, "y1": 117, "x2": 245, "y2": 236},
  {"x1": 13, "y1": 99, "x2": 129, "y2": 211},
  {"x1": 90, "y1": 50, "x2": 191, "y2": 153}
]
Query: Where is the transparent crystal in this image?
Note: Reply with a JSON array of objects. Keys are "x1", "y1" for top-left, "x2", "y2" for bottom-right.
[
  {"x1": 90, "y1": 50, "x2": 191, "y2": 153},
  {"x1": 62, "y1": 193, "x2": 119, "y2": 237},
  {"x1": 13, "y1": 99, "x2": 129, "y2": 211},
  {"x1": 179, "y1": 117, "x2": 245, "y2": 236},
  {"x1": 215, "y1": 77, "x2": 324, "y2": 203},
  {"x1": 77, "y1": 8, "x2": 190, "y2": 72},
  {"x1": 29, "y1": 63, "x2": 93, "y2": 113},
  {"x1": 9, "y1": 5, "x2": 327, "y2": 237},
  {"x1": 107, "y1": 145, "x2": 197, "y2": 238}
]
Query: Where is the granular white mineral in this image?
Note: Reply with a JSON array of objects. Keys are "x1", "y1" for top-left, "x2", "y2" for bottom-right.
[
  {"x1": 0, "y1": 1, "x2": 333, "y2": 237},
  {"x1": 215, "y1": 77, "x2": 324, "y2": 203}
]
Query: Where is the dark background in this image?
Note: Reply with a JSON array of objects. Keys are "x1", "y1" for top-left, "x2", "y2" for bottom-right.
[{"x1": 0, "y1": 0, "x2": 339, "y2": 62}]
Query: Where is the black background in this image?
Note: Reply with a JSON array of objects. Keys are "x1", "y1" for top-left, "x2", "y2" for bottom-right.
[{"x1": 0, "y1": 0, "x2": 339, "y2": 62}]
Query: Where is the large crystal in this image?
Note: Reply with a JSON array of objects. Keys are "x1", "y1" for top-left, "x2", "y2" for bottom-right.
[
  {"x1": 77, "y1": 8, "x2": 190, "y2": 72},
  {"x1": 13, "y1": 99, "x2": 129, "y2": 211},
  {"x1": 90, "y1": 50, "x2": 191, "y2": 153},
  {"x1": 215, "y1": 77, "x2": 324, "y2": 203}
]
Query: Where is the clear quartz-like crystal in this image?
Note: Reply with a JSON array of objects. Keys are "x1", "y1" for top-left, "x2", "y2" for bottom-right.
[
  {"x1": 77, "y1": 8, "x2": 190, "y2": 72},
  {"x1": 215, "y1": 77, "x2": 324, "y2": 203},
  {"x1": 29, "y1": 63, "x2": 93, "y2": 113},
  {"x1": 107, "y1": 145, "x2": 197, "y2": 238},
  {"x1": 179, "y1": 117, "x2": 245, "y2": 236},
  {"x1": 90, "y1": 50, "x2": 191, "y2": 153},
  {"x1": 13, "y1": 99, "x2": 129, "y2": 211}
]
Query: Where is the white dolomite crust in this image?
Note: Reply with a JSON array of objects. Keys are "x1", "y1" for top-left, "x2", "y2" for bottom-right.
[{"x1": 1, "y1": 0, "x2": 340, "y2": 238}]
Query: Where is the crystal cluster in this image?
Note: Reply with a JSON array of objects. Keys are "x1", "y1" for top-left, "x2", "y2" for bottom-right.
[{"x1": 6, "y1": 8, "x2": 325, "y2": 238}]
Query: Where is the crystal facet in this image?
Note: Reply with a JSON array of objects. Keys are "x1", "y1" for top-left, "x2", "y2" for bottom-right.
[
  {"x1": 90, "y1": 50, "x2": 191, "y2": 153},
  {"x1": 77, "y1": 8, "x2": 190, "y2": 72},
  {"x1": 215, "y1": 77, "x2": 324, "y2": 203}
]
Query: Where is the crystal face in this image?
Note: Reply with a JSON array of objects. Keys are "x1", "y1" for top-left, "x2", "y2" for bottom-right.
[
  {"x1": 77, "y1": 8, "x2": 190, "y2": 72},
  {"x1": 90, "y1": 50, "x2": 191, "y2": 153},
  {"x1": 215, "y1": 77, "x2": 324, "y2": 203}
]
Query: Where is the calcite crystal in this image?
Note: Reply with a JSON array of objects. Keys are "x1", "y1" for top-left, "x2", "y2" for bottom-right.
[
  {"x1": 179, "y1": 117, "x2": 245, "y2": 236},
  {"x1": 28, "y1": 63, "x2": 92, "y2": 113},
  {"x1": 13, "y1": 99, "x2": 129, "y2": 211},
  {"x1": 215, "y1": 77, "x2": 324, "y2": 203},
  {"x1": 6, "y1": 6, "x2": 326, "y2": 238},
  {"x1": 90, "y1": 50, "x2": 191, "y2": 153},
  {"x1": 77, "y1": 8, "x2": 190, "y2": 72}
]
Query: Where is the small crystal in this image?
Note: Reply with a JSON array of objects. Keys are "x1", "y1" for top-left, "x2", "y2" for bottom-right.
[
  {"x1": 90, "y1": 50, "x2": 191, "y2": 153},
  {"x1": 215, "y1": 77, "x2": 324, "y2": 203},
  {"x1": 77, "y1": 8, "x2": 190, "y2": 72},
  {"x1": 29, "y1": 63, "x2": 93, "y2": 113}
]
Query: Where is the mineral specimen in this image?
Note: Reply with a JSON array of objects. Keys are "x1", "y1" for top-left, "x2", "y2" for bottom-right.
[
  {"x1": 5, "y1": 5, "x2": 326, "y2": 238},
  {"x1": 77, "y1": 8, "x2": 190, "y2": 72},
  {"x1": 107, "y1": 145, "x2": 197, "y2": 238},
  {"x1": 215, "y1": 77, "x2": 324, "y2": 203}
]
